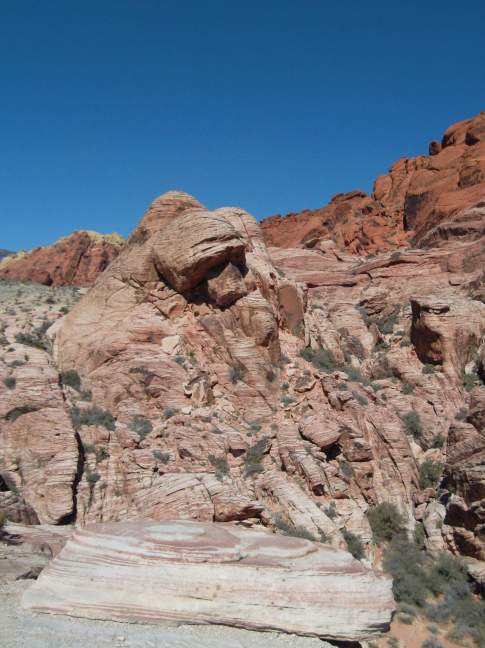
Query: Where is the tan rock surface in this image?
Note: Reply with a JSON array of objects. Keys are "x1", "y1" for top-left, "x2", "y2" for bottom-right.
[{"x1": 23, "y1": 520, "x2": 394, "y2": 641}]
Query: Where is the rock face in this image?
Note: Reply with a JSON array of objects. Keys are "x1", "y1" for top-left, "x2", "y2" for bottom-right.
[
  {"x1": 0, "y1": 231, "x2": 124, "y2": 287},
  {"x1": 261, "y1": 110, "x2": 485, "y2": 254},
  {"x1": 23, "y1": 520, "x2": 394, "y2": 641},
  {"x1": 1, "y1": 111, "x2": 485, "y2": 580}
]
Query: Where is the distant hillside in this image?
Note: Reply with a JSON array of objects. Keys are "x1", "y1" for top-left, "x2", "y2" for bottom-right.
[{"x1": 0, "y1": 249, "x2": 13, "y2": 262}]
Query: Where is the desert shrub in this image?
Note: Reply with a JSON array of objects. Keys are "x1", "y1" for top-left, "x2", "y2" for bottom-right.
[
  {"x1": 324, "y1": 501, "x2": 337, "y2": 519},
  {"x1": 463, "y1": 371, "x2": 482, "y2": 391},
  {"x1": 367, "y1": 502, "x2": 405, "y2": 544},
  {"x1": 431, "y1": 434, "x2": 445, "y2": 449},
  {"x1": 342, "y1": 362, "x2": 370, "y2": 385},
  {"x1": 455, "y1": 407, "x2": 468, "y2": 421},
  {"x1": 94, "y1": 446, "x2": 109, "y2": 463},
  {"x1": 265, "y1": 367, "x2": 276, "y2": 383},
  {"x1": 273, "y1": 515, "x2": 317, "y2": 542},
  {"x1": 336, "y1": 382, "x2": 347, "y2": 391},
  {"x1": 401, "y1": 382, "x2": 414, "y2": 395},
  {"x1": 343, "y1": 529, "x2": 365, "y2": 560},
  {"x1": 153, "y1": 450, "x2": 171, "y2": 463},
  {"x1": 383, "y1": 534, "x2": 429, "y2": 606},
  {"x1": 163, "y1": 407, "x2": 177, "y2": 419},
  {"x1": 85, "y1": 470, "x2": 100, "y2": 484},
  {"x1": 414, "y1": 522, "x2": 426, "y2": 549},
  {"x1": 311, "y1": 348, "x2": 336, "y2": 372},
  {"x1": 244, "y1": 437, "x2": 270, "y2": 477},
  {"x1": 352, "y1": 390, "x2": 368, "y2": 406},
  {"x1": 70, "y1": 406, "x2": 115, "y2": 431},
  {"x1": 400, "y1": 336, "x2": 411, "y2": 347},
  {"x1": 14, "y1": 321, "x2": 52, "y2": 350},
  {"x1": 281, "y1": 394, "x2": 295, "y2": 406},
  {"x1": 229, "y1": 365, "x2": 244, "y2": 384},
  {"x1": 421, "y1": 640, "x2": 444, "y2": 648},
  {"x1": 422, "y1": 363, "x2": 436, "y2": 375},
  {"x1": 376, "y1": 306, "x2": 400, "y2": 335},
  {"x1": 383, "y1": 536, "x2": 485, "y2": 646},
  {"x1": 339, "y1": 460, "x2": 353, "y2": 479},
  {"x1": 401, "y1": 410, "x2": 423, "y2": 440},
  {"x1": 208, "y1": 453, "x2": 229, "y2": 479},
  {"x1": 0, "y1": 510, "x2": 6, "y2": 528},
  {"x1": 3, "y1": 376, "x2": 16, "y2": 389},
  {"x1": 419, "y1": 460, "x2": 443, "y2": 490},
  {"x1": 129, "y1": 415, "x2": 153, "y2": 439},
  {"x1": 299, "y1": 346, "x2": 336, "y2": 373},
  {"x1": 60, "y1": 369, "x2": 81, "y2": 391}
]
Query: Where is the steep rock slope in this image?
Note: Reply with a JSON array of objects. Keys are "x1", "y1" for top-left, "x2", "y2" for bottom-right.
[
  {"x1": 0, "y1": 230, "x2": 124, "y2": 287},
  {"x1": 261, "y1": 110, "x2": 485, "y2": 254}
]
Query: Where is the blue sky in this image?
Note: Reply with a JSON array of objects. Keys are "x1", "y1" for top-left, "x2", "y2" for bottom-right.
[{"x1": 1, "y1": 1, "x2": 485, "y2": 250}]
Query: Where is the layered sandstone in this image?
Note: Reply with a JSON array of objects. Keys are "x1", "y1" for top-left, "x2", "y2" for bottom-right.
[
  {"x1": 0, "y1": 230, "x2": 124, "y2": 287},
  {"x1": 23, "y1": 520, "x2": 394, "y2": 641}
]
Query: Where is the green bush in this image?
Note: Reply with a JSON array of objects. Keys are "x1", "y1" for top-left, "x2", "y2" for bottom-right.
[
  {"x1": 129, "y1": 415, "x2": 153, "y2": 439},
  {"x1": 70, "y1": 406, "x2": 115, "y2": 431},
  {"x1": 60, "y1": 369, "x2": 81, "y2": 391},
  {"x1": 273, "y1": 515, "x2": 317, "y2": 542},
  {"x1": 343, "y1": 529, "x2": 365, "y2": 559},
  {"x1": 208, "y1": 453, "x2": 229, "y2": 479},
  {"x1": 431, "y1": 434, "x2": 445, "y2": 449},
  {"x1": 229, "y1": 365, "x2": 244, "y2": 383},
  {"x1": 401, "y1": 382, "x2": 414, "y2": 395},
  {"x1": 376, "y1": 306, "x2": 400, "y2": 335},
  {"x1": 153, "y1": 450, "x2": 171, "y2": 463},
  {"x1": 3, "y1": 376, "x2": 16, "y2": 389},
  {"x1": 367, "y1": 502, "x2": 405, "y2": 544},
  {"x1": 352, "y1": 390, "x2": 369, "y2": 406},
  {"x1": 401, "y1": 410, "x2": 423, "y2": 439},
  {"x1": 163, "y1": 407, "x2": 177, "y2": 419},
  {"x1": 244, "y1": 437, "x2": 270, "y2": 477},
  {"x1": 324, "y1": 501, "x2": 337, "y2": 519},
  {"x1": 418, "y1": 460, "x2": 443, "y2": 490},
  {"x1": 422, "y1": 363, "x2": 436, "y2": 375},
  {"x1": 383, "y1": 536, "x2": 485, "y2": 646},
  {"x1": 299, "y1": 346, "x2": 336, "y2": 373}
]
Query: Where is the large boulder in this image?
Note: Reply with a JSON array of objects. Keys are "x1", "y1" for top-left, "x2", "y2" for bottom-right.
[{"x1": 23, "y1": 520, "x2": 394, "y2": 641}]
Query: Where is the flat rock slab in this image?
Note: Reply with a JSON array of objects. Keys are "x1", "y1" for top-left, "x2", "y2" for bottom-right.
[{"x1": 22, "y1": 520, "x2": 394, "y2": 641}]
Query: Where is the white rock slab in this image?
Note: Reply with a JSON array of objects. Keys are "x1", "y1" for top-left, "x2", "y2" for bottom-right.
[{"x1": 23, "y1": 520, "x2": 394, "y2": 642}]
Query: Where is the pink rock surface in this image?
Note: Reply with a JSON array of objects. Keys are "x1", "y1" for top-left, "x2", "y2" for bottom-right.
[{"x1": 23, "y1": 520, "x2": 394, "y2": 641}]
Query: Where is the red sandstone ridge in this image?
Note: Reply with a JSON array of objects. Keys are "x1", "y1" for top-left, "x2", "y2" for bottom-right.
[
  {"x1": 261, "y1": 110, "x2": 485, "y2": 254},
  {"x1": 0, "y1": 230, "x2": 124, "y2": 287}
]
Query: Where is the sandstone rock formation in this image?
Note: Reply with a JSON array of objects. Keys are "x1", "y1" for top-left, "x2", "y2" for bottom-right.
[
  {"x1": 23, "y1": 520, "x2": 394, "y2": 641},
  {"x1": 0, "y1": 230, "x2": 124, "y2": 286},
  {"x1": 261, "y1": 109, "x2": 485, "y2": 254},
  {"x1": 1, "y1": 111, "x2": 485, "y2": 586}
]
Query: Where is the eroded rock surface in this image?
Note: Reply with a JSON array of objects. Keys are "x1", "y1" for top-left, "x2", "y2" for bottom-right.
[{"x1": 23, "y1": 520, "x2": 394, "y2": 641}]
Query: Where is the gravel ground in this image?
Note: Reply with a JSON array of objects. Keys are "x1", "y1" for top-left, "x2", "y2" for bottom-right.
[{"x1": 1, "y1": 542, "x2": 330, "y2": 648}]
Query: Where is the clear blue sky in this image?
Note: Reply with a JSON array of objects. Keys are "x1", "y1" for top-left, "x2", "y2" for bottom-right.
[{"x1": 1, "y1": 1, "x2": 485, "y2": 250}]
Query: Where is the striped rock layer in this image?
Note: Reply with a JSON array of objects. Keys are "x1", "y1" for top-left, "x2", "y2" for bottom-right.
[{"x1": 23, "y1": 520, "x2": 394, "y2": 641}]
